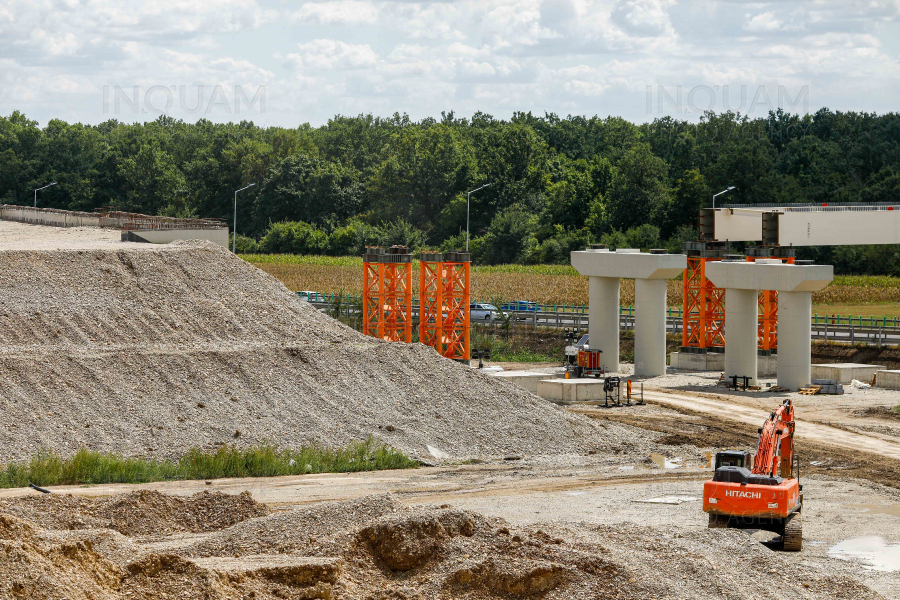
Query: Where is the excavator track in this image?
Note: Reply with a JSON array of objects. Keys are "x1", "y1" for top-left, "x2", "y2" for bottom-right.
[
  {"x1": 782, "y1": 514, "x2": 802, "y2": 551},
  {"x1": 708, "y1": 513, "x2": 728, "y2": 529}
]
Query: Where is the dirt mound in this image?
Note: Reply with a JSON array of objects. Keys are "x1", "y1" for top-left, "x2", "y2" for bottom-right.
[
  {"x1": 0, "y1": 490, "x2": 268, "y2": 536},
  {"x1": 121, "y1": 553, "x2": 340, "y2": 600},
  {"x1": 0, "y1": 513, "x2": 121, "y2": 600},
  {"x1": 0, "y1": 491, "x2": 881, "y2": 599},
  {"x1": 360, "y1": 508, "x2": 476, "y2": 570},
  {"x1": 0, "y1": 239, "x2": 642, "y2": 462}
]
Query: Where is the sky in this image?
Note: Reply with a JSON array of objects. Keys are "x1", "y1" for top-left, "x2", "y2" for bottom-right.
[{"x1": 1, "y1": 0, "x2": 899, "y2": 127}]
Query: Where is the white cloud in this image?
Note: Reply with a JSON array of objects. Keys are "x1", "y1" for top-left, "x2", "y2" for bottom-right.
[
  {"x1": 286, "y1": 40, "x2": 379, "y2": 69},
  {"x1": 746, "y1": 12, "x2": 783, "y2": 32},
  {"x1": 0, "y1": 0, "x2": 898, "y2": 126},
  {"x1": 292, "y1": 1, "x2": 380, "y2": 24}
]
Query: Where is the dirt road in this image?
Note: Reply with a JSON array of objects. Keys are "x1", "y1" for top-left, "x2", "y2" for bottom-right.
[{"x1": 643, "y1": 389, "x2": 900, "y2": 460}]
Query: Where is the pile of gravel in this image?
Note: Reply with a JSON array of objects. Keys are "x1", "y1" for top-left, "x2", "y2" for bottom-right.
[
  {"x1": 0, "y1": 238, "x2": 646, "y2": 462},
  {"x1": 0, "y1": 490, "x2": 268, "y2": 536}
]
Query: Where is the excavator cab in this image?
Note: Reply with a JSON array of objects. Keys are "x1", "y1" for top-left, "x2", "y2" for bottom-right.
[{"x1": 714, "y1": 450, "x2": 751, "y2": 470}]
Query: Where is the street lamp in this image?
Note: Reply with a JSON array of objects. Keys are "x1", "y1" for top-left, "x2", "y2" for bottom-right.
[
  {"x1": 465, "y1": 182, "x2": 491, "y2": 252},
  {"x1": 34, "y1": 182, "x2": 57, "y2": 208},
  {"x1": 233, "y1": 183, "x2": 256, "y2": 253},
  {"x1": 712, "y1": 186, "x2": 736, "y2": 209}
]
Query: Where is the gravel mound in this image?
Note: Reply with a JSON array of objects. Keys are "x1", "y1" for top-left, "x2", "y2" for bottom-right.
[
  {"x1": 0, "y1": 490, "x2": 268, "y2": 536},
  {"x1": 0, "y1": 239, "x2": 641, "y2": 461},
  {"x1": 186, "y1": 493, "x2": 404, "y2": 558}
]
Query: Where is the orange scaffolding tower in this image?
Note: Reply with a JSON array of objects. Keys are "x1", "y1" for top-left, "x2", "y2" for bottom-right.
[
  {"x1": 441, "y1": 252, "x2": 471, "y2": 361},
  {"x1": 419, "y1": 253, "x2": 443, "y2": 351},
  {"x1": 418, "y1": 251, "x2": 470, "y2": 360},
  {"x1": 362, "y1": 246, "x2": 413, "y2": 343},
  {"x1": 682, "y1": 255, "x2": 726, "y2": 349}
]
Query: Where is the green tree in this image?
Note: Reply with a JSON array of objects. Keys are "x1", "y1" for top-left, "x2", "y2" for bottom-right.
[{"x1": 605, "y1": 144, "x2": 671, "y2": 231}]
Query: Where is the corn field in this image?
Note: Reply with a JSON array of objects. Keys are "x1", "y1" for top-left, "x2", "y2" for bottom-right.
[{"x1": 242, "y1": 255, "x2": 900, "y2": 311}]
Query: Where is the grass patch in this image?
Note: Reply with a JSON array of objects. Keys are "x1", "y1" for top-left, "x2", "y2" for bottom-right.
[{"x1": 0, "y1": 439, "x2": 418, "y2": 489}]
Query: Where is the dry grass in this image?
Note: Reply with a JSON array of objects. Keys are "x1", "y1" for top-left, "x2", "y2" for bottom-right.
[{"x1": 243, "y1": 255, "x2": 900, "y2": 317}]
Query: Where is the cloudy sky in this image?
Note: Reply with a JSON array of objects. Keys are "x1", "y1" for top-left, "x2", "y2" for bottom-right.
[{"x1": 1, "y1": 0, "x2": 899, "y2": 127}]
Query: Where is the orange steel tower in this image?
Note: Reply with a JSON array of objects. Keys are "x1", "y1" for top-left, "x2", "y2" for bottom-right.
[
  {"x1": 363, "y1": 246, "x2": 385, "y2": 339},
  {"x1": 363, "y1": 246, "x2": 413, "y2": 343},
  {"x1": 419, "y1": 252, "x2": 444, "y2": 351},
  {"x1": 440, "y1": 251, "x2": 471, "y2": 361},
  {"x1": 681, "y1": 241, "x2": 729, "y2": 351}
]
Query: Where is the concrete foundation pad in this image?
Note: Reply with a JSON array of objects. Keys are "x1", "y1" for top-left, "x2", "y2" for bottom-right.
[
  {"x1": 669, "y1": 352, "x2": 776, "y2": 376},
  {"x1": 811, "y1": 363, "x2": 885, "y2": 385},
  {"x1": 536, "y1": 378, "x2": 607, "y2": 403},
  {"x1": 874, "y1": 370, "x2": 900, "y2": 390},
  {"x1": 491, "y1": 371, "x2": 556, "y2": 394}
]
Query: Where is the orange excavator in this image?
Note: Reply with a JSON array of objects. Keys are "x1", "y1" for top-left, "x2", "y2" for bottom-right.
[{"x1": 703, "y1": 399, "x2": 802, "y2": 551}]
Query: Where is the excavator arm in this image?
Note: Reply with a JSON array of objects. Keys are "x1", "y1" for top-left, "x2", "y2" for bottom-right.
[{"x1": 752, "y1": 401, "x2": 795, "y2": 478}]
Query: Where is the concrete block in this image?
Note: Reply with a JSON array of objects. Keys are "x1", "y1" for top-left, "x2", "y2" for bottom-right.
[
  {"x1": 669, "y1": 352, "x2": 776, "y2": 376},
  {"x1": 491, "y1": 371, "x2": 556, "y2": 394},
  {"x1": 810, "y1": 363, "x2": 885, "y2": 385},
  {"x1": 536, "y1": 378, "x2": 607, "y2": 403},
  {"x1": 874, "y1": 370, "x2": 900, "y2": 390}
]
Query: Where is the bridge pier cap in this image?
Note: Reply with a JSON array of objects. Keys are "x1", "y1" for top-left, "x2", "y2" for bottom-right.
[
  {"x1": 571, "y1": 248, "x2": 686, "y2": 375},
  {"x1": 571, "y1": 248, "x2": 687, "y2": 281},
  {"x1": 704, "y1": 260, "x2": 833, "y2": 294}
]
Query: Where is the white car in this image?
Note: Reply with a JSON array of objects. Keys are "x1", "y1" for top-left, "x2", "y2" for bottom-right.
[{"x1": 469, "y1": 303, "x2": 509, "y2": 321}]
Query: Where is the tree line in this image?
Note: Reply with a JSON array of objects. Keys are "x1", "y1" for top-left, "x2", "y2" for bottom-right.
[{"x1": 1, "y1": 109, "x2": 899, "y2": 272}]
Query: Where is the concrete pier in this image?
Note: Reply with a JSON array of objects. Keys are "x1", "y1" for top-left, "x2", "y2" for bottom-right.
[
  {"x1": 572, "y1": 248, "x2": 686, "y2": 375},
  {"x1": 721, "y1": 288, "x2": 760, "y2": 385},
  {"x1": 706, "y1": 260, "x2": 833, "y2": 390},
  {"x1": 634, "y1": 278, "x2": 668, "y2": 376},
  {"x1": 588, "y1": 276, "x2": 621, "y2": 371}
]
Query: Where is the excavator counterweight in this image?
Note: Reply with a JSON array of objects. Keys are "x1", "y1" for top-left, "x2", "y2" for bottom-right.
[{"x1": 703, "y1": 399, "x2": 803, "y2": 551}]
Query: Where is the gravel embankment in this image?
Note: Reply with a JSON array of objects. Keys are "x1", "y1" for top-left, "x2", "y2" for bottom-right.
[{"x1": 0, "y1": 233, "x2": 647, "y2": 462}]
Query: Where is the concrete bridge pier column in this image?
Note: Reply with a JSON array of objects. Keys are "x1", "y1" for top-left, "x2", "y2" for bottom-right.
[
  {"x1": 777, "y1": 291, "x2": 813, "y2": 390},
  {"x1": 634, "y1": 278, "x2": 668, "y2": 376},
  {"x1": 723, "y1": 288, "x2": 759, "y2": 386},
  {"x1": 588, "y1": 276, "x2": 620, "y2": 372}
]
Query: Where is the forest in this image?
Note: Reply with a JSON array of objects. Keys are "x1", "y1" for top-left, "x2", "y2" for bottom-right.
[{"x1": 1, "y1": 109, "x2": 899, "y2": 273}]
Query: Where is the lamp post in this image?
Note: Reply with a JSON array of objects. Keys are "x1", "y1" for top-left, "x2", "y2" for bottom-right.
[
  {"x1": 233, "y1": 183, "x2": 256, "y2": 253},
  {"x1": 465, "y1": 182, "x2": 490, "y2": 252},
  {"x1": 34, "y1": 182, "x2": 57, "y2": 208},
  {"x1": 712, "y1": 186, "x2": 736, "y2": 209}
]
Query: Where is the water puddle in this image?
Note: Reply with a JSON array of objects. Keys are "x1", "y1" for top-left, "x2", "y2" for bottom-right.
[
  {"x1": 650, "y1": 453, "x2": 682, "y2": 469},
  {"x1": 828, "y1": 536, "x2": 900, "y2": 571},
  {"x1": 848, "y1": 504, "x2": 900, "y2": 518}
]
